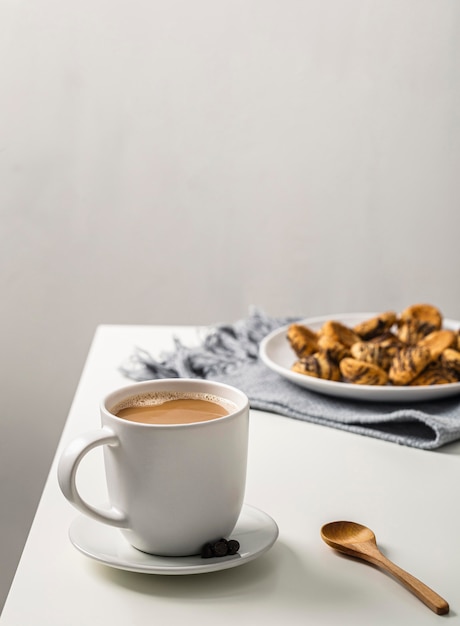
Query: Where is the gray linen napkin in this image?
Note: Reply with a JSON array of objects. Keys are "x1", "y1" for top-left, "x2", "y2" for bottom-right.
[{"x1": 120, "y1": 309, "x2": 460, "y2": 450}]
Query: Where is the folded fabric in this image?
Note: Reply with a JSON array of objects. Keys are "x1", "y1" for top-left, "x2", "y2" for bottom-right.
[{"x1": 120, "y1": 308, "x2": 460, "y2": 450}]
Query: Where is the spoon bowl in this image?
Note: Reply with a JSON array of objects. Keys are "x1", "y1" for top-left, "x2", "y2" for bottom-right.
[
  {"x1": 321, "y1": 521, "x2": 449, "y2": 616},
  {"x1": 321, "y1": 521, "x2": 376, "y2": 551}
]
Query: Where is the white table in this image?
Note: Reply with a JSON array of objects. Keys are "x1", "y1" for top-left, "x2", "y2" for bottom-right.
[{"x1": 2, "y1": 325, "x2": 460, "y2": 625}]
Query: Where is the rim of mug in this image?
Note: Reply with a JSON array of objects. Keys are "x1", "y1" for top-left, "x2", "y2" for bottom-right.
[{"x1": 102, "y1": 378, "x2": 249, "y2": 428}]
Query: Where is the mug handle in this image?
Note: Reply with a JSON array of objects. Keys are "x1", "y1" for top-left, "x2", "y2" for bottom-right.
[{"x1": 57, "y1": 428, "x2": 129, "y2": 528}]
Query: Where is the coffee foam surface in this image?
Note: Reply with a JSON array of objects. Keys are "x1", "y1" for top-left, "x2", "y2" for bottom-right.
[{"x1": 112, "y1": 391, "x2": 237, "y2": 415}]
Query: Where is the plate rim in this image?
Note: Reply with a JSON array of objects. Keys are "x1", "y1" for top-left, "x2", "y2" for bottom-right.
[
  {"x1": 68, "y1": 503, "x2": 279, "y2": 575},
  {"x1": 259, "y1": 312, "x2": 460, "y2": 402}
]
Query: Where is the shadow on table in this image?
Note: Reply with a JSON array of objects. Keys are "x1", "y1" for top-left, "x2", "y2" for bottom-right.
[
  {"x1": 437, "y1": 438, "x2": 460, "y2": 455},
  {"x1": 88, "y1": 541, "x2": 288, "y2": 600},
  {"x1": 85, "y1": 539, "x2": 371, "y2": 612}
]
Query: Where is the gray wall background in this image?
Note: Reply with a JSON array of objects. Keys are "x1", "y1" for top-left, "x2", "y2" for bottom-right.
[{"x1": 1, "y1": 0, "x2": 459, "y2": 612}]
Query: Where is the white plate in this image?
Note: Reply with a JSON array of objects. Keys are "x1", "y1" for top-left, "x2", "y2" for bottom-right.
[
  {"x1": 69, "y1": 504, "x2": 279, "y2": 575},
  {"x1": 259, "y1": 313, "x2": 460, "y2": 402}
]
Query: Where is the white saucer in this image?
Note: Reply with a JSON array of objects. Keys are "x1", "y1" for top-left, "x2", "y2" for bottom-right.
[{"x1": 69, "y1": 504, "x2": 279, "y2": 575}]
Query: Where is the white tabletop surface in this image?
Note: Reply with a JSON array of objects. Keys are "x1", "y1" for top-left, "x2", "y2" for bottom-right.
[{"x1": 2, "y1": 325, "x2": 460, "y2": 625}]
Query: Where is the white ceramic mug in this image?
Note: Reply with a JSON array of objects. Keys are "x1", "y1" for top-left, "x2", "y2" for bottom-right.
[{"x1": 58, "y1": 378, "x2": 249, "y2": 556}]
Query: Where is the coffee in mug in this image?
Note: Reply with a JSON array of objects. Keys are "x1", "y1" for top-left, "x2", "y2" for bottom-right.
[
  {"x1": 114, "y1": 391, "x2": 235, "y2": 424},
  {"x1": 58, "y1": 379, "x2": 249, "y2": 556}
]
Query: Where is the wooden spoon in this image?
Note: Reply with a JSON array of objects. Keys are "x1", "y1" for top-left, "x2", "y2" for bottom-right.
[{"x1": 320, "y1": 521, "x2": 449, "y2": 615}]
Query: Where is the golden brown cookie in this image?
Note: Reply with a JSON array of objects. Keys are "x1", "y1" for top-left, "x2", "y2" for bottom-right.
[
  {"x1": 317, "y1": 334, "x2": 350, "y2": 361},
  {"x1": 320, "y1": 320, "x2": 360, "y2": 348},
  {"x1": 353, "y1": 311, "x2": 397, "y2": 340},
  {"x1": 292, "y1": 352, "x2": 341, "y2": 381},
  {"x1": 410, "y1": 363, "x2": 458, "y2": 386},
  {"x1": 397, "y1": 319, "x2": 435, "y2": 344},
  {"x1": 350, "y1": 342, "x2": 392, "y2": 371},
  {"x1": 286, "y1": 305, "x2": 454, "y2": 387},
  {"x1": 400, "y1": 303, "x2": 442, "y2": 330},
  {"x1": 441, "y1": 348, "x2": 460, "y2": 377},
  {"x1": 388, "y1": 345, "x2": 431, "y2": 385},
  {"x1": 418, "y1": 329, "x2": 455, "y2": 360},
  {"x1": 339, "y1": 358, "x2": 388, "y2": 385},
  {"x1": 287, "y1": 324, "x2": 319, "y2": 358},
  {"x1": 369, "y1": 332, "x2": 402, "y2": 356}
]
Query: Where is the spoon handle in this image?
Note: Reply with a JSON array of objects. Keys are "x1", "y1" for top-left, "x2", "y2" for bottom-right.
[{"x1": 372, "y1": 551, "x2": 449, "y2": 615}]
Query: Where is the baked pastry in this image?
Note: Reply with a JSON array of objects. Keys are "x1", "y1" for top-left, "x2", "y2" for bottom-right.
[
  {"x1": 320, "y1": 320, "x2": 360, "y2": 348},
  {"x1": 350, "y1": 341, "x2": 392, "y2": 371},
  {"x1": 287, "y1": 324, "x2": 319, "y2": 358},
  {"x1": 441, "y1": 349, "x2": 460, "y2": 377},
  {"x1": 388, "y1": 345, "x2": 432, "y2": 385},
  {"x1": 410, "y1": 363, "x2": 458, "y2": 386},
  {"x1": 418, "y1": 329, "x2": 455, "y2": 360},
  {"x1": 292, "y1": 352, "x2": 341, "y2": 381},
  {"x1": 369, "y1": 332, "x2": 402, "y2": 357},
  {"x1": 353, "y1": 311, "x2": 397, "y2": 340},
  {"x1": 397, "y1": 304, "x2": 443, "y2": 345},
  {"x1": 397, "y1": 319, "x2": 434, "y2": 344},
  {"x1": 339, "y1": 358, "x2": 388, "y2": 385},
  {"x1": 317, "y1": 334, "x2": 350, "y2": 361},
  {"x1": 286, "y1": 305, "x2": 457, "y2": 387},
  {"x1": 400, "y1": 303, "x2": 442, "y2": 330}
]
